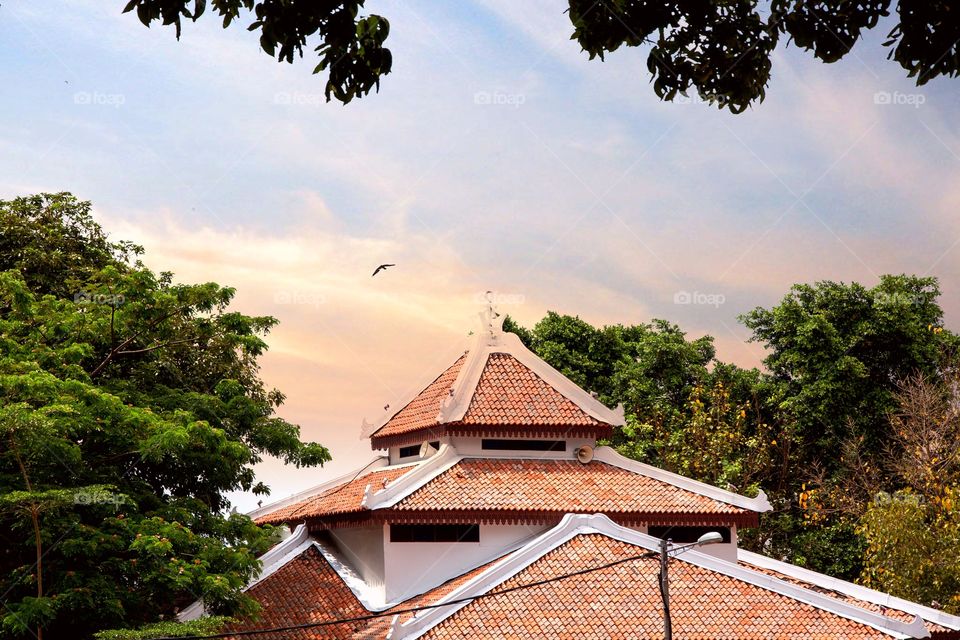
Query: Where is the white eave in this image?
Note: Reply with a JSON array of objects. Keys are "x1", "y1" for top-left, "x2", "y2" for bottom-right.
[
  {"x1": 391, "y1": 514, "x2": 929, "y2": 640},
  {"x1": 739, "y1": 548, "x2": 960, "y2": 631}
]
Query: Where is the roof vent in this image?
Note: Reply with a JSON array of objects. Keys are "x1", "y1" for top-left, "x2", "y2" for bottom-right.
[{"x1": 575, "y1": 444, "x2": 594, "y2": 464}]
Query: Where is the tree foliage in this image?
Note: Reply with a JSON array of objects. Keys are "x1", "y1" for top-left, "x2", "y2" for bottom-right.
[
  {"x1": 121, "y1": 1, "x2": 960, "y2": 113},
  {"x1": 0, "y1": 194, "x2": 330, "y2": 639},
  {"x1": 507, "y1": 275, "x2": 956, "y2": 587}
]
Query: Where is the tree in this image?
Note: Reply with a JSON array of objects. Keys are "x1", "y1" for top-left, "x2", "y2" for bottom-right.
[
  {"x1": 741, "y1": 275, "x2": 957, "y2": 579},
  {"x1": 121, "y1": 0, "x2": 960, "y2": 113},
  {"x1": 0, "y1": 194, "x2": 330, "y2": 639},
  {"x1": 856, "y1": 366, "x2": 960, "y2": 612}
]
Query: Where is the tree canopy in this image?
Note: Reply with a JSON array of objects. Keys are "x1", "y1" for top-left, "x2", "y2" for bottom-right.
[
  {"x1": 122, "y1": 0, "x2": 960, "y2": 112},
  {"x1": 506, "y1": 276, "x2": 959, "y2": 606},
  {"x1": 0, "y1": 194, "x2": 330, "y2": 639}
]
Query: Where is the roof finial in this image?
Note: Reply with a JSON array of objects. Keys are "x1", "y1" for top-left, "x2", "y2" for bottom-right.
[{"x1": 479, "y1": 291, "x2": 504, "y2": 345}]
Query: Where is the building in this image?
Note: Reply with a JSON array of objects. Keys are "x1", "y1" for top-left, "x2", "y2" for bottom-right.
[{"x1": 180, "y1": 308, "x2": 960, "y2": 639}]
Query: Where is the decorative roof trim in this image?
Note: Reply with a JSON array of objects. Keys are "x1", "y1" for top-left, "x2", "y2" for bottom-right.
[
  {"x1": 248, "y1": 456, "x2": 390, "y2": 521},
  {"x1": 437, "y1": 317, "x2": 625, "y2": 427},
  {"x1": 739, "y1": 548, "x2": 960, "y2": 631},
  {"x1": 362, "y1": 444, "x2": 460, "y2": 510},
  {"x1": 393, "y1": 513, "x2": 929, "y2": 640},
  {"x1": 593, "y1": 446, "x2": 772, "y2": 513},
  {"x1": 177, "y1": 523, "x2": 314, "y2": 622}
]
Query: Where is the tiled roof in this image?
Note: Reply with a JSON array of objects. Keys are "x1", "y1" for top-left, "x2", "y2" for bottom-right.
[
  {"x1": 393, "y1": 459, "x2": 752, "y2": 524},
  {"x1": 370, "y1": 353, "x2": 610, "y2": 448},
  {"x1": 219, "y1": 545, "x2": 371, "y2": 640},
  {"x1": 219, "y1": 544, "x2": 505, "y2": 640},
  {"x1": 421, "y1": 534, "x2": 893, "y2": 640},
  {"x1": 457, "y1": 353, "x2": 603, "y2": 426},
  {"x1": 256, "y1": 466, "x2": 413, "y2": 526},
  {"x1": 740, "y1": 559, "x2": 952, "y2": 634},
  {"x1": 259, "y1": 458, "x2": 755, "y2": 528}
]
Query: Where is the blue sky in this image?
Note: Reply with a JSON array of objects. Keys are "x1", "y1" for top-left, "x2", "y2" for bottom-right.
[{"x1": 2, "y1": 1, "x2": 958, "y2": 509}]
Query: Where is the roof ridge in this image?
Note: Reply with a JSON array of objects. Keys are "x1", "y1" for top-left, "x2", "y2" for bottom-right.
[{"x1": 738, "y1": 548, "x2": 960, "y2": 631}]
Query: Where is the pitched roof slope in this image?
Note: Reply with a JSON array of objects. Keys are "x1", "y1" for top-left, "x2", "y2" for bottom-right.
[
  {"x1": 370, "y1": 352, "x2": 609, "y2": 448},
  {"x1": 256, "y1": 465, "x2": 414, "y2": 526},
  {"x1": 392, "y1": 458, "x2": 753, "y2": 525},
  {"x1": 419, "y1": 534, "x2": 896, "y2": 640}
]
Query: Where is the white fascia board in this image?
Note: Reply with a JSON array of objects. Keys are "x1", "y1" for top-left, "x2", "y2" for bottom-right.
[
  {"x1": 438, "y1": 328, "x2": 625, "y2": 426},
  {"x1": 593, "y1": 446, "x2": 772, "y2": 512},
  {"x1": 177, "y1": 523, "x2": 314, "y2": 622},
  {"x1": 362, "y1": 444, "x2": 461, "y2": 510},
  {"x1": 246, "y1": 456, "x2": 390, "y2": 521},
  {"x1": 394, "y1": 513, "x2": 927, "y2": 640},
  {"x1": 739, "y1": 548, "x2": 960, "y2": 631}
]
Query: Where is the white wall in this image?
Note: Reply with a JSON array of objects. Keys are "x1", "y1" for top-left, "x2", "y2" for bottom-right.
[
  {"x1": 382, "y1": 522, "x2": 550, "y2": 602},
  {"x1": 327, "y1": 525, "x2": 386, "y2": 587}
]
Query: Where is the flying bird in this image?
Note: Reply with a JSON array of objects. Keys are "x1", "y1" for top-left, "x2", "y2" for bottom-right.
[{"x1": 372, "y1": 263, "x2": 395, "y2": 277}]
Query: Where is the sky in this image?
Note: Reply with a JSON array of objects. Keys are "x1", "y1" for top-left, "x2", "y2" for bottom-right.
[{"x1": 1, "y1": 1, "x2": 958, "y2": 511}]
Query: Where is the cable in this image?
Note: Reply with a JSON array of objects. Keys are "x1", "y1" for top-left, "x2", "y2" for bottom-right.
[{"x1": 154, "y1": 550, "x2": 662, "y2": 639}]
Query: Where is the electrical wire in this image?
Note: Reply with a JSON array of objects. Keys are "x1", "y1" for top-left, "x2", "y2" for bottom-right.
[{"x1": 154, "y1": 549, "x2": 663, "y2": 639}]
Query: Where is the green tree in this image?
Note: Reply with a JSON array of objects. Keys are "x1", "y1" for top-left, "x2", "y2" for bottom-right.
[
  {"x1": 121, "y1": 1, "x2": 960, "y2": 113},
  {"x1": 0, "y1": 194, "x2": 330, "y2": 639}
]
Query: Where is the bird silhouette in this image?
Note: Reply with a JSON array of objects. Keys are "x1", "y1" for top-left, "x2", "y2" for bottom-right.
[{"x1": 371, "y1": 263, "x2": 395, "y2": 277}]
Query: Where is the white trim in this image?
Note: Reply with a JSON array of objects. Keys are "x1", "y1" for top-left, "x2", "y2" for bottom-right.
[
  {"x1": 246, "y1": 456, "x2": 390, "y2": 521},
  {"x1": 438, "y1": 325, "x2": 625, "y2": 427},
  {"x1": 362, "y1": 444, "x2": 461, "y2": 510},
  {"x1": 739, "y1": 548, "x2": 960, "y2": 631},
  {"x1": 593, "y1": 446, "x2": 772, "y2": 512},
  {"x1": 393, "y1": 514, "x2": 928, "y2": 640},
  {"x1": 177, "y1": 524, "x2": 314, "y2": 622}
]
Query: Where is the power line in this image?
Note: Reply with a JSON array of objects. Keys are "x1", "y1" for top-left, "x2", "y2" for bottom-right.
[{"x1": 156, "y1": 549, "x2": 663, "y2": 639}]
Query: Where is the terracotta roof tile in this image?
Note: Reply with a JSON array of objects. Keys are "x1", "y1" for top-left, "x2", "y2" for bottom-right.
[
  {"x1": 739, "y1": 560, "x2": 951, "y2": 634},
  {"x1": 256, "y1": 466, "x2": 413, "y2": 526},
  {"x1": 422, "y1": 534, "x2": 892, "y2": 639},
  {"x1": 393, "y1": 459, "x2": 749, "y2": 521},
  {"x1": 219, "y1": 545, "x2": 370, "y2": 640},
  {"x1": 370, "y1": 353, "x2": 609, "y2": 448},
  {"x1": 458, "y1": 353, "x2": 602, "y2": 427}
]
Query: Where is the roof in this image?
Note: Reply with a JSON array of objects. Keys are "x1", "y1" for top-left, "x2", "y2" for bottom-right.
[
  {"x1": 390, "y1": 458, "x2": 754, "y2": 525},
  {"x1": 737, "y1": 550, "x2": 960, "y2": 635},
  {"x1": 207, "y1": 517, "x2": 936, "y2": 640},
  {"x1": 366, "y1": 316, "x2": 624, "y2": 449},
  {"x1": 256, "y1": 465, "x2": 415, "y2": 526},
  {"x1": 255, "y1": 447, "x2": 769, "y2": 529}
]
